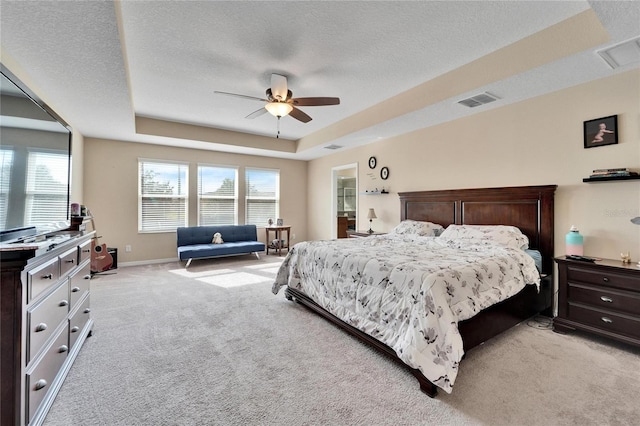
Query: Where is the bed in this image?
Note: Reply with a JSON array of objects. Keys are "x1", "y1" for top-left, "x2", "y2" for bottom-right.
[{"x1": 272, "y1": 185, "x2": 556, "y2": 396}]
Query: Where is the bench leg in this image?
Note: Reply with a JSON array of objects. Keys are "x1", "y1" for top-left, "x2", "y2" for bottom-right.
[
  {"x1": 185, "y1": 258, "x2": 192, "y2": 268},
  {"x1": 254, "y1": 252, "x2": 260, "y2": 259}
]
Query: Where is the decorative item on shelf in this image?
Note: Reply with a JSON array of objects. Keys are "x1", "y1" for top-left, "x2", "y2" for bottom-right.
[
  {"x1": 368, "y1": 156, "x2": 377, "y2": 169},
  {"x1": 380, "y1": 166, "x2": 389, "y2": 180},
  {"x1": 621, "y1": 252, "x2": 631, "y2": 264},
  {"x1": 588, "y1": 168, "x2": 638, "y2": 179},
  {"x1": 268, "y1": 218, "x2": 274, "y2": 226},
  {"x1": 565, "y1": 225, "x2": 584, "y2": 256},
  {"x1": 584, "y1": 115, "x2": 618, "y2": 149},
  {"x1": 276, "y1": 218, "x2": 284, "y2": 226},
  {"x1": 367, "y1": 208, "x2": 377, "y2": 234},
  {"x1": 70, "y1": 202, "x2": 80, "y2": 216}
]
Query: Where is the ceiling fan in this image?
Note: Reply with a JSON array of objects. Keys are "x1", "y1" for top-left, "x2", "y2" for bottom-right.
[{"x1": 215, "y1": 73, "x2": 340, "y2": 137}]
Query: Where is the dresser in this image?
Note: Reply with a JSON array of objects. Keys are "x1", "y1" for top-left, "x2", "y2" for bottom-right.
[
  {"x1": 554, "y1": 257, "x2": 640, "y2": 347},
  {"x1": 0, "y1": 231, "x2": 94, "y2": 426}
]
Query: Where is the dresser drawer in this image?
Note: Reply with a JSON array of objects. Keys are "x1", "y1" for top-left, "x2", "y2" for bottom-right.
[
  {"x1": 567, "y1": 265, "x2": 640, "y2": 292},
  {"x1": 568, "y1": 303, "x2": 640, "y2": 340},
  {"x1": 569, "y1": 283, "x2": 640, "y2": 316},
  {"x1": 69, "y1": 294, "x2": 91, "y2": 349},
  {"x1": 26, "y1": 324, "x2": 69, "y2": 423},
  {"x1": 69, "y1": 260, "x2": 91, "y2": 310},
  {"x1": 28, "y1": 258, "x2": 60, "y2": 302},
  {"x1": 78, "y1": 239, "x2": 92, "y2": 264},
  {"x1": 59, "y1": 247, "x2": 79, "y2": 277},
  {"x1": 28, "y1": 282, "x2": 70, "y2": 362}
]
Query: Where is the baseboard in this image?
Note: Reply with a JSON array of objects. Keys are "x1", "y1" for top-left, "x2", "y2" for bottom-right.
[{"x1": 118, "y1": 257, "x2": 180, "y2": 268}]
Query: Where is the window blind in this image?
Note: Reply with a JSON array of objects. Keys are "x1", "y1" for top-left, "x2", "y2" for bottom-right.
[
  {"x1": 245, "y1": 168, "x2": 279, "y2": 226},
  {"x1": 138, "y1": 160, "x2": 188, "y2": 232},
  {"x1": 0, "y1": 149, "x2": 13, "y2": 227},
  {"x1": 198, "y1": 165, "x2": 238, "y2": 225},
  {"x1": 25, "y1": 150, "x2": 69, "y2": 226}
]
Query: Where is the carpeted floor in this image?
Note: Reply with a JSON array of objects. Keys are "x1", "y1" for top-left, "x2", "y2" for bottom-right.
[{"x1": 44, "y1": 255, "x2": 640, "y2": 425}]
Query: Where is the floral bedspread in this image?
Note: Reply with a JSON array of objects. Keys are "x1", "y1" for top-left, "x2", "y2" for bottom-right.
[{"x1": 272, "y1": 234, "x2": 540, "y2": 393}]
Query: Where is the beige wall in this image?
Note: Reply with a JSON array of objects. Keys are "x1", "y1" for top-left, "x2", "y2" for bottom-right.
[
  {"x1": 83, "y1": 139, "x2": 307, "y2": 264},
  {"x1": 307, "y1": 69, "x2": 640, "y2": 262}
]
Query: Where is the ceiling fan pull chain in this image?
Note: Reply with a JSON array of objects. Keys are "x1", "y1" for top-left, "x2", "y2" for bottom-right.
[{"x1": 277, "y1": 116, "x2": 281, "y2": 138}]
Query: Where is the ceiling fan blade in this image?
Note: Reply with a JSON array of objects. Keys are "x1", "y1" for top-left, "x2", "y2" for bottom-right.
[
  {"x1": 289, "y1": 106, "x2": 312, "y2": 123},
  {"x1": 270, "y1": 74, "x2": 288, "y2": 101},
  {"x1": 214, "y1": 91, "x2": 267, "y2": 102},
  {"x1": 292, "y1": 97, "x2": 340, "y2": 106},
  {"x1": 245, "y1": 107, "x2": 268, "y2": 119}
]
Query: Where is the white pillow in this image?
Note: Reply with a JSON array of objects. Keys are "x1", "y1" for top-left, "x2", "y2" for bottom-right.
[
  {"x1": 391, "y1": 220, "x2": 445, "y2": 237},
  {"x1": 438, "y1": 225, "x2": 529, "y2": 250}
]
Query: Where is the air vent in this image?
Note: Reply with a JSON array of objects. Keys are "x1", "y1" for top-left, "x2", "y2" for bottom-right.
[
  {"x1": 597, "y1": 36, "x2": 640, "y2": 69},
  {"x1": 457, "y1": 92, "x2": 499, "y2": 108},
  {"x1": 324, "y1": 144, "x2": 343, "y2": 150}
]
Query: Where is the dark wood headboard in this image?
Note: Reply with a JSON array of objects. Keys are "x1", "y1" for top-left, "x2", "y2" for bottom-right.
[{"x1": 398, "y1": 185, "x2": 557, "y2": 274}]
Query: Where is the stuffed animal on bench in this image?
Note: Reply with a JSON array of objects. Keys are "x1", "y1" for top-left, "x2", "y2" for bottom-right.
[{"x1": 212, "y1": 232, "x2": 224, "y2": 244}]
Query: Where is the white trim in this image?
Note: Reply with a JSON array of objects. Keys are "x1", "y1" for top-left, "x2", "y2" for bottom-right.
[{"x1": 118, "y1": 257, "x2": 179, "y2": 267}]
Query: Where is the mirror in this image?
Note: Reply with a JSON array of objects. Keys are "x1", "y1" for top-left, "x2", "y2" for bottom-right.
[{"x1": 0, "y1": 66, "x2": 72, "y2": 241}]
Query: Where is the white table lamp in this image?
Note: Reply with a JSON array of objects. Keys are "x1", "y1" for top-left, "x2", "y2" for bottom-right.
[{"x1": 367, "y1": 208, "x2": 377, "y2": 234}]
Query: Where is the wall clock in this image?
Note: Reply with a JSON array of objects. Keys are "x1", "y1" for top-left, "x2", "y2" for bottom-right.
[
  {"x1": 368, "y1": 156, "x2": 377, "y2": 169},
  {"x1": 380, "y1": 167, "x2": 389, "y2": 180}
]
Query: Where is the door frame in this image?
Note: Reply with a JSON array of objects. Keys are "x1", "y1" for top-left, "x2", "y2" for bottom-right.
[{"x1": 331, "y1": 163, "x2": 358, "y2": 239}]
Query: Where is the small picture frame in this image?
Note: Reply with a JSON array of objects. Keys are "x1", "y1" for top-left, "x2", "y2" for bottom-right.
[
  {"x1": 276, "y1": 218, "x2": 284, "y2": 226},
  {"x1": 584, "y1": 115, "x2": 618, "y2": 149}
]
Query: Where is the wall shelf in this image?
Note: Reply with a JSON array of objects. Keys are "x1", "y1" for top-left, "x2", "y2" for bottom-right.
[
  {"x1": 360, "y1": 191, "x2": 390, "y2": 195},
  {"x1": 582, "y1": 175, "x2": 640, "y2": 183}
]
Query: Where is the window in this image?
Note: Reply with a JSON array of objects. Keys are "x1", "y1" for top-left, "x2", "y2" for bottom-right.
[
  {"x1": 138, "y1": 160, "x2": 188, "y2": 232},
  {"x1": 198, "y1": 165, "x2": 238, "y2": 225},
  {"x1": 245, "y1": 168, "x2": 279, "y2": 226},
  {"x1": 0, "y1": 149, "x2": 13, "y2": 227},
  {"x1": 25, "y1": 150, "x2": 69, "y2": 226}
]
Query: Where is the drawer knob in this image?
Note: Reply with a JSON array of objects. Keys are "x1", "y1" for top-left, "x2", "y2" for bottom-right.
[
  {"x1": 72, "y1": 286, "x2": 81, "y2": 293},
  {"x1": 41, "y1": 273, "x2": 53, "y2": 280},
  {"x1": 59, "y1": 300, "x2": 69, "y2": 307},
  {"x1": 600, "y1": 296, "x2": 613, "y2": 303},
  {"x1": 84, "y1": 308, "x2": 91, "y2": 314},
  {"x1": 602, "y1": 277, "x2": 610, "y2": 283},
  {"x1": 58, "y1": 345, "x2": 69, "y2": 353},
  {"x1": 71, "y1": 326, "x2": 80, "y2": 333},
  {"x1": 35, "y1": 323, "x2": 48, "y2": 332},
  {"x1": 601, "y1": 317, "x2": 613, "y2": 324},
  {"x1": 34, "y1": 379, "x2": 47, "y2": 391},
  {"x1": 82, "y1": 249, "x2": 91, "y2": 253},
  {"x1": 84, "y1": 275, "x2": 91, "y2": 280},
  {"x1": 65, "y1": 259, "x2": 75, "y2": 264}
]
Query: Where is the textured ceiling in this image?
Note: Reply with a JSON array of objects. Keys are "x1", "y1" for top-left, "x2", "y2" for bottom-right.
[{"x1": 1, "y1": 1, "x2": 639, "y2": 160}]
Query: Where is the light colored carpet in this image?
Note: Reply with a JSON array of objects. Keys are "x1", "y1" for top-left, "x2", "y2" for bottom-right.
[{"x1": 44, "y1": 255, "x2": 640, "y2": 426}]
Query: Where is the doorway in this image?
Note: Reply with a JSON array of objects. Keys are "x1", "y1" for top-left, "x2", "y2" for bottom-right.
[{"x1": 331, "y1": 163, "x2": 358, "y2": 239}]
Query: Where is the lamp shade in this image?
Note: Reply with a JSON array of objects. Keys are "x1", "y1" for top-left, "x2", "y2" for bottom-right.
[
  {"x1": 265, "y1": 102, "x2": 293, "y2": 117},
  {"x1": 367, "y1": 208, "x2": 377, "y2": 220}
]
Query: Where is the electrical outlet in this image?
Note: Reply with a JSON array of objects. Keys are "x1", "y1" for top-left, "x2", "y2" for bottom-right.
[{"x1": 125, "y1": 245, "x2": 132, "y2": 252}]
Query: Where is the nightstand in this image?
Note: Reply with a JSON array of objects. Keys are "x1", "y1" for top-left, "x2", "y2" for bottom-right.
[
  {"x1": 554, "y1": 256, "x2": 640, "y2": 347},
  {"x1": 347, "y1": 230, "x2": 386, "y2": 238}
]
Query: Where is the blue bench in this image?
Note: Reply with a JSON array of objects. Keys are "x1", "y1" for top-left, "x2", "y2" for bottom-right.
[{"x1": 176, "y1": 225, "x2": 266, "y2": 267}]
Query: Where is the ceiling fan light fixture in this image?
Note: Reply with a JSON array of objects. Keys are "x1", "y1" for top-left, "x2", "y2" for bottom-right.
[{"x1": 265, "y1": 102, "x2": 293, "y2": 118}]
